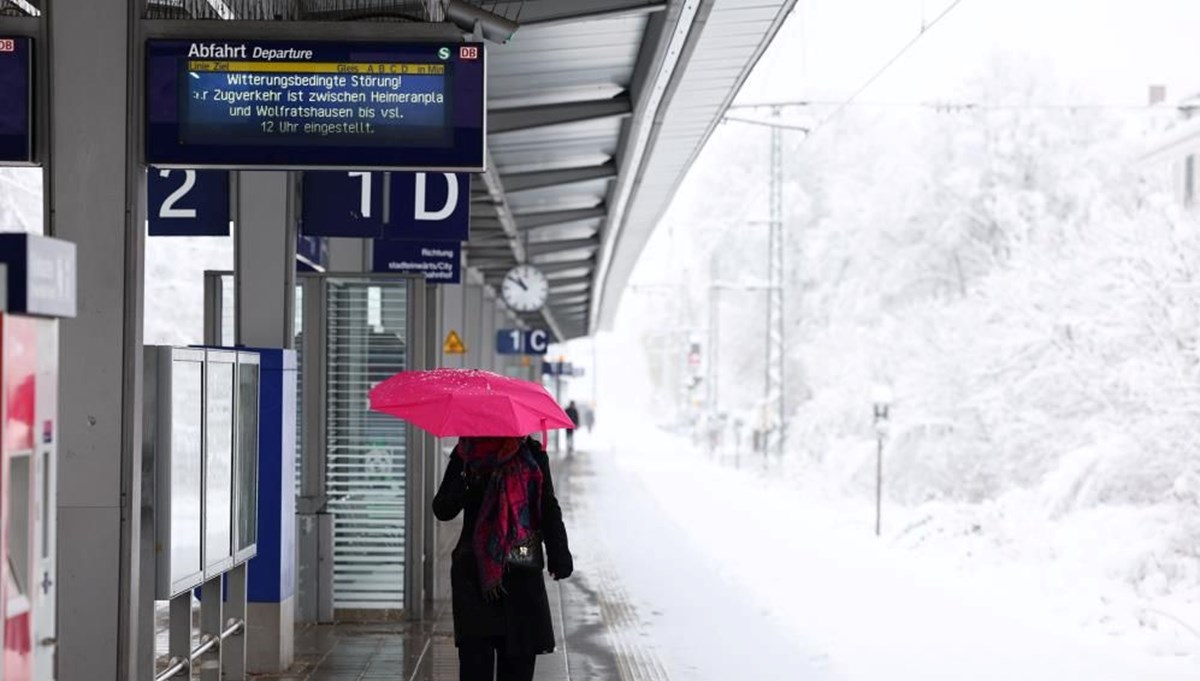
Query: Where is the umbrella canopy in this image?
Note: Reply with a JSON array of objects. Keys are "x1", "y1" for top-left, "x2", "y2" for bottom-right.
[{"x1": 368, "y1": 368, "x2": 575, "y2": 438}]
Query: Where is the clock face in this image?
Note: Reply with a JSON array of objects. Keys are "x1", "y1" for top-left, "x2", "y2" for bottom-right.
[{"x1": 501, "y1": 265, "x2": 549, "y2": 312}]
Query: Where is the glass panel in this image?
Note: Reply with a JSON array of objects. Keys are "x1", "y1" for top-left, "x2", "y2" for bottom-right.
[
  {"x1": 6, "y1": 454, "x2": 30, "y2": 596},
  {"x1": 237, "y1": 363, "x2": 260, "y2": 552},
  {"x1": 170, "y1": 360, "x2": 204, "y2": 586},
  {"x1": 326, "y1": 278, "x2": 408, "y2": 610},
  {"x1": 39, "y1": 451, "x2": 49, "y2": 559},
  {"x1": 221, "y1": 274, "x2": 234, "y2": 347},
  {"x1": 205, "y1": 359, "x2": 235, "y2": 569},
  {"x1": 295, "y1": 284, "x2": 303, "y2": 500}
]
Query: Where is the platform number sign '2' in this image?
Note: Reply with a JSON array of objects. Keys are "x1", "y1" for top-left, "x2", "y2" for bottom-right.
[
  {"x1": 147, "y1": 168, "x2": 231, "y2": 236},
  {"x1": 300, "y1": 171, "x2": 470, "y2": 242}
]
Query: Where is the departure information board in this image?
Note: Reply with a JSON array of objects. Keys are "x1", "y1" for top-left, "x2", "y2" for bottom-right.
[
  {"x1": 146, "y1": 40, "x2": 485, "y2": 170},
  {"x1": 0, "y1": 37, "x2": 33, "y2": 164}
]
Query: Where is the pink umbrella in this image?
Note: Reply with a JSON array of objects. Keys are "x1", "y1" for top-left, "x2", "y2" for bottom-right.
[{"x1": 368, "y1": 368, "x2": 574, "y2": 439}]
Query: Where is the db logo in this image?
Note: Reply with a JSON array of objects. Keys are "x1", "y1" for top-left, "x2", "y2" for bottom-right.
[
  {"x1": 0, "y1": 39, "x2": 15, "y2": 53},
  {"x1": 459, "y1": 45, "x2": 479, "y2": 61}
]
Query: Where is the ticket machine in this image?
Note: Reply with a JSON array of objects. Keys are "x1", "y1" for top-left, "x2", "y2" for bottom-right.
[{"x1": 0, "y1": 234, "x2": 76, "y2": 681}]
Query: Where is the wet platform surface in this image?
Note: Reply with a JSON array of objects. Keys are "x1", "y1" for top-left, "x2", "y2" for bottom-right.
[{"x1": 158, "y1": 451, "x2": 667, "y2": 680}]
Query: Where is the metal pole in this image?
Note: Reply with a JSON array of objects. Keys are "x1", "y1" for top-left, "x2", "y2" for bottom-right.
[{"x1": 875, "y1": 433, "x2": 883, "y2": 536}]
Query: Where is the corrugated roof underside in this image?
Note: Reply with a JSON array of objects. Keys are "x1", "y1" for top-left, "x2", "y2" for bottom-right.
[{"x1": 598, "y1": 0, "x2": 795, "y2": 330}]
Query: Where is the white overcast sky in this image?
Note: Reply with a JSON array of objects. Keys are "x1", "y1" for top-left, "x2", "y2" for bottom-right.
[{"x1": 736, "y1": 0, "x2": 1200, "y2": 105}]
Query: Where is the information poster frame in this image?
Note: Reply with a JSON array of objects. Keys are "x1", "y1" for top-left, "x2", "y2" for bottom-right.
[
  {"x1": 145, "y1": 346, "x2": 208, "y2": 600},
  {"x1": 203, "y1": 349, "x2": 238, "y2": 579},
  {"x1": 232, "y1": 351, "x2": 260, "y2": 566}
]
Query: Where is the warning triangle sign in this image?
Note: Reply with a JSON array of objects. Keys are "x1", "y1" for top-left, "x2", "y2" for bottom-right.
[{"x1": 443, "y1": 330, "x2": 467, "y2": 355}]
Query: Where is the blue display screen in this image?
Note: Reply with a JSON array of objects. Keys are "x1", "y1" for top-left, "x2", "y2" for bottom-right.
[
  {"x1": 146, "y1": 40, "x2": 485, "y2": 170},
  {"x1": 0, "y1": 37, "x2": 32, "y2": 164}
]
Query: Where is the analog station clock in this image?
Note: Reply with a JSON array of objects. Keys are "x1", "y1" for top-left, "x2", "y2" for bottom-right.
[{"x1": 501, "y1": 264, "x2": 549, "y2": 312}]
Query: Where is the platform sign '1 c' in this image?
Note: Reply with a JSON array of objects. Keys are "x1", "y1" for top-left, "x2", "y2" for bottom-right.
[{"x1": 496, "y1": 328, "x2": 550, "y2": 355}]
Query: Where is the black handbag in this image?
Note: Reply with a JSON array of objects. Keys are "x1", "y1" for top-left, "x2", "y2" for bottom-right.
[{"x1": 506, "y1": 532, "x2": 544, "y2": 571}]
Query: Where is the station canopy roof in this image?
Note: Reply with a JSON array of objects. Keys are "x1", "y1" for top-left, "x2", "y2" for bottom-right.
[{"x1": 127, "y1": 0, "x2": 798, "y2": 341}]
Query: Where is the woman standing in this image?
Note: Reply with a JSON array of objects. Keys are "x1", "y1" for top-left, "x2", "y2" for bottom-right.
[{"x1": 433, "y1": 435, "x2": 574, "y2": 681}]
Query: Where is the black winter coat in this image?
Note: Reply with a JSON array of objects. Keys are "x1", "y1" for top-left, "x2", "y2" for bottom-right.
[{"x1": 432, "y1": 439, "x2": 573, "y2": 656}]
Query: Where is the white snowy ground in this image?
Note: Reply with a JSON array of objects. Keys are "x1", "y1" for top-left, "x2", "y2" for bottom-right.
[{"x1": 569, "y1": 420, "x2": 1200, "y2": 681}]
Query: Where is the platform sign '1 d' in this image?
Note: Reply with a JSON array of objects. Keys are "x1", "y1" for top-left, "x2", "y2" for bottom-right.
[
  {"x1": 301, "y1": 170, "x2": 469, "y2": 241},
  {"x1": 0, "y1": 37, "x2": 33, "y2": 164}
]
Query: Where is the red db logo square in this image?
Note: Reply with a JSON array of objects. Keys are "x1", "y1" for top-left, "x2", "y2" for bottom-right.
[
  {"x1": 459, "y1": 45, "x2": 479, "y2": 61},
  {"x1": 0, "y1": 40, "x2": 15, "y2": 53}
]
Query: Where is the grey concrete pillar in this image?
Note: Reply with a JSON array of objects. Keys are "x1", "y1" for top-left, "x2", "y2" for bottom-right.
[
  {"x1": 235, "y1": 171, "x2": 297, "y2": 348},
  {"x1": 440, "y1": 282, "x2": 465, "y2": 368},
  {"x1": 464, "y1": 284, "x2": 483, "y2": 369},
  {"x1": 233, "y1": 171, "x2": 297, "y2": 672},
  {"x1": 493, "y1": 305, "x2": 510, "y2": 375},
  {"x1": 47, "y1": 2, "x2": 145, "y2": 679},
  {"x1": 327, "y1": 237, "x2": 367, "y2": 273},
  {"x1": 481, "y1": 295, "x2": 497, "y2": 371}
]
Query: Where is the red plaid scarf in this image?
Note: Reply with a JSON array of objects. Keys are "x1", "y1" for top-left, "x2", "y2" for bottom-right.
[{"x1": 457, "y1": 437, "x2": 544, "y2": 598}]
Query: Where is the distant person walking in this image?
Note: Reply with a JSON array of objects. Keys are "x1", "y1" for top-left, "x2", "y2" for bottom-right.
[
  {"x1": 564, "y1": 401, "x2": 580, "y2": 454},
  {"x1": 584, "y1": 406, "x2": 595, "y2": 434},
  {"x1": 433, "y1": 436, "x2": 574, "y2": 681}
]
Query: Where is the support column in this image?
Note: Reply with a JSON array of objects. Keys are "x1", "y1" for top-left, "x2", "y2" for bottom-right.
[
  {"x1": 464, "y1": 284, "x2": 483, "y2": 369},
  {"x1": 481, "y1": 295, "x2": 497, "y2": 371},
  {"x1": 440, "y1": 282, "x2": 465, "y2": 368},
  {"x1": 48, "y1": 2, "x2": 145, "y2": 679},
  {"x1": 327, "y1": 237, "x2": 367, "y2": 273},
  {"x1": 493, "y1": 305, "x2": 509, "y2": 376},
  {"x1": 234, "y1": 172, "x2": 297, "y2": 672},
  {"x1": 422, "y1": 285, "x2": 441, "y2": 605}
]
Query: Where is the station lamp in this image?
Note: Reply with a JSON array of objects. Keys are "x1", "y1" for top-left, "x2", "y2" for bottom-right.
[{"x1": 444, "y1": 0, "x2": 520, "y2": 44}]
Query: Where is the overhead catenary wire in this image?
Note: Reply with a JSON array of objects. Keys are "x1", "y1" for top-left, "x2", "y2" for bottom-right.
[{"x1": 803, "y1": 0, "x2": 970, "y2": 139}]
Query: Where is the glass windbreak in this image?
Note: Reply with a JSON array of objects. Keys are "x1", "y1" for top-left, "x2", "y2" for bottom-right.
[
  {"x1": 205, "y1": 359, "x2": 235, "y2": 570},
  {"x1": 237, "y1": 362, "x2": 260, "y2": 553},
  {"x1": 170, "y1": 360, "x2": 204, "y2": 587},
  {"x1": 325, "y1": 278, "x2": 409, "y2": 610}
]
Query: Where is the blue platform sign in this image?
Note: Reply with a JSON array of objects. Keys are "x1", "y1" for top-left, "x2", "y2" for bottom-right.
[
  {"x1": 387, "y1": 171, "x2": 469, "y2": 241},
  {"x1": 296, "y1": 233, "x2": 328, "y2": 272},
  {"x1": 0, "y1": 37, "x2": 33, "y2": 164},
  {"x1": 301, "y1": 170, "x2": 469, "y2": 241},
  {"x1": 372, "y1": 240, "x2": 460, "y2": 284},
  {"x1": 301, "y1": 171, "x2": 386, "y2": 237},
  {"x1": 542, "y1": 361, "x2": 574, "y2": 377},
  {"x1": 148, "y1": 168, "x2": 231, "y2": 236},
  {"x1": 0, "y1": 233, "x2": 77, "y2": 319},
  {"x1": 497, "y1": 328, "x2": 550, "y2": 355},
  {"x1": 146, "y1": 40, "x2": 486, "y2": 171}
]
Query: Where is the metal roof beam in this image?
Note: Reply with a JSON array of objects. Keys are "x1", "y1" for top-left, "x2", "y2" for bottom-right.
[
  {"x1": 549, "y1": 282, "x2": 590, "y2": 296},
  {"x1": 547, "y1": 275, "x2": 592, "y2": 288},
  {"x1": 478, "y1": 148, "x2": 571, "y2": 342},
  {"x1": 526, "y1": 238, "x2": 599, "y2": 256},
  {"x1": 517, "y1": 207, "x2": 606, "y2": 230},
  {"x1": 551, "y1": 293, "x2": 591, "y2": 303},
  {"x1": 503, "y1": 164, "x2": 617, "y2": 194},
  {"x1": 495, "y1": 0, "x2": 666, "y2": 25},
  {"x1": 490, "y1": 96, "x2": 632, "y2": 134}
]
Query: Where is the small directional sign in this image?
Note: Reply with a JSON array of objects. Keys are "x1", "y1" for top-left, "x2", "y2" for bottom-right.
[
  {"x1": 496, "y1": 328, "x2": 551, "y2": 355},
  {"x1": 443, "y1": 330, "x2": 467, "y2": 355}
]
